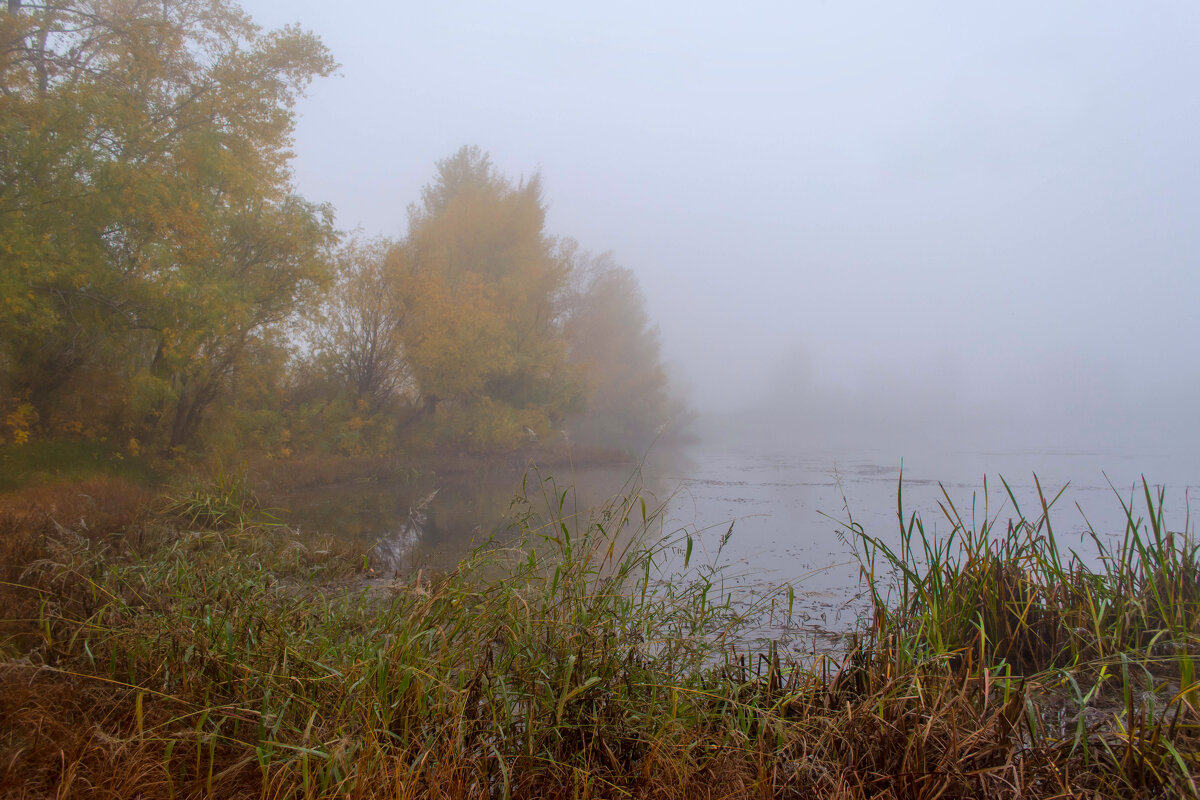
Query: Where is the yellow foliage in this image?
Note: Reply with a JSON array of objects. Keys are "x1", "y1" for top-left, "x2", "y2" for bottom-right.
[
  {"x1": 0, "y1": 0, "x2": 336, "y2": 452},
  {"x1": 4, "y1": 404, "x2": 37, "y2": 447}
]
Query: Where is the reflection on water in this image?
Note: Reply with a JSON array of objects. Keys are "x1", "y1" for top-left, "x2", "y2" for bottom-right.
[
  {"x1": 274, "y1": 461, "x2": 668, "y2": 575},
  {"x1": 364, "y1": 488, "x2": 437, "y2": 572},
  {"x1": 275, "y1": 445, "x2": 1200, "y2": 637}
]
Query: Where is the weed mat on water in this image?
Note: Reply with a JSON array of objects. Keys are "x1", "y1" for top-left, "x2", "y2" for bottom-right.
[{"x1": 1, "y1": 472, "x2": 1198, "y2": 798}]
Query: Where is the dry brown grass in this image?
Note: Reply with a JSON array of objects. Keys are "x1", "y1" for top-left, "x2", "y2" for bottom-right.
[
  {"x1": 0, "y1": 478, "x2": 152, "y2": 551},
  {"x1": 3, "y1": 659, "x2": 1181, "y2": 799},
  {"x1": 0, "y1": 479, "x2": 154, "y2": 658}
]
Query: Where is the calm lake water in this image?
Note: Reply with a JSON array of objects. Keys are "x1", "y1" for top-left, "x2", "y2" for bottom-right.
[{"x1": 278, "y1": 443, "x2": 1200, "y2": 640}]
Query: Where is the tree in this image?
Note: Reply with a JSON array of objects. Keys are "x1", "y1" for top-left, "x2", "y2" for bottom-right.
[
  {"x1": 309, "y1": 238, "x2": 413, "y2": 414},
  {"x1": 563, "y1": 253, "x2": 677, "y2": 451},
  {"x1": 303, "y1": 149, "x2": 684, "y2": 456},
  {"x1": 0, "y1": 0, "x2": 336, "y2": 449},
  {"x1": 152, "y1": 195, "x2": 336, "y2": 449},
  {"x1": 390, "y1": 146, "x2": 581, "y2": 450}
]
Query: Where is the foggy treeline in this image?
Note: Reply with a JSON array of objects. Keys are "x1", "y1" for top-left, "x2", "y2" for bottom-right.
[
  {"x1": 0, "y1": 1, "x2": 681, "y2": 460},
  {"x1": 297, "y1": 147, "x2": 686, "y2": 456}
]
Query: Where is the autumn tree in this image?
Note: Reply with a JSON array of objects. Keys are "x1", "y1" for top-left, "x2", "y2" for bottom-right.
[
  {"x1": 563, "y1": 252, "x2": 679, "y2": 451},
  {"x1": 309, "y1": 238, "x2": 412, "y2": 415},
  {"x1": 0, "y1": 0, "x2": 335, "y2": 450},
  {"x1": 304, "y1": 149, "x2": 685, "y2": 457},
  {"x1": 390, "y1": 146, "x2": 581, "y2": 451}
]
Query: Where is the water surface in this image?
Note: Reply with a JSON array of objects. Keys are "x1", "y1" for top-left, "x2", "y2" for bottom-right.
[{"x1": 279, "y1": 444, "x2": 1200, "y2": 637}]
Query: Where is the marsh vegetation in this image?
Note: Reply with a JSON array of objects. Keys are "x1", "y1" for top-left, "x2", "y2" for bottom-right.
[{"x1": 2, "y1": 470, "x2": 1199, "y2": 798}]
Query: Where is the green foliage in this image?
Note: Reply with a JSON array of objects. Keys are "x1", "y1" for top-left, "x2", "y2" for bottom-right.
[
  {"x1": 846, "y1": 474, "x2": 1200, "y2": 679},
  {"x1": 1, "y1": 3, "x2": 680, "y2": 460},
  {"x1": 0, "y1": 0, "x2": 336, "y2": 452},
  {"x1": 161, "y1": 465, "x2": 279, "y2": 530},
  {"x1": 308, "y1": 238, "x2": 412, "y2": 416},
  {"x1": 416, "y1": 396, "x2": 530, "y2": 453},
  {"x1": 15, "y1": 472, "x2": 773, "y2": 794}
]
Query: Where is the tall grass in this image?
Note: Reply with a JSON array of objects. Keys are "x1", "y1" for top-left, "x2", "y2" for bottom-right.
[
  {"x1": 845, "y1": 474, "x2": 1200, "y2": 793},
  {"x1": 2, "y1": 470, "x2": 1199, "y2": 797},
  {"x1": 160, "y1": 463, "x2": 284, "y2": 530},
  {"x1": 5, "y1": 471, "x2": 776, "y2": 797},
  {"x1": 849, "y1": 475, "x2": 1200, "y2": 672}
]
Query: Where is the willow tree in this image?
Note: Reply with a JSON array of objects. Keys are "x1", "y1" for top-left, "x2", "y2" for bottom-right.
[{"x1": 0, "y1": 0, "x2": 335, "y2": 449}]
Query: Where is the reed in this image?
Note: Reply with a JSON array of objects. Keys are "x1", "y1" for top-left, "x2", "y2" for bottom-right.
[
  {"x1": 846, "y1": 474, "x2": 1200, "y2": 794},
  {"x1": 850, "y1": 475, "x2": 1200, "y2": 670}
]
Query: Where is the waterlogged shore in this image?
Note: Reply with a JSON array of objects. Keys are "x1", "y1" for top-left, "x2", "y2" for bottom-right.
[
  {"x1": 2, "y1": 470, "x2": 1200, "y2": 798},
  {"x1": 258, "y1": 445, "x2": 1200, "y2": 648}
]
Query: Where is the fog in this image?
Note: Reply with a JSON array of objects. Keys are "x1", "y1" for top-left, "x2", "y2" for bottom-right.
[{"x1": 243, "y1": 1, "x2": 1200, "y2": 456}]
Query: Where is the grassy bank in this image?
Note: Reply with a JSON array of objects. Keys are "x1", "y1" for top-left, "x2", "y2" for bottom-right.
[
  {"x1": 1, "y1": 472, "x2": 1198, "y2": 798},
  {"x1": 0, "y1": 440, "x2": 160, "y2": 492}
]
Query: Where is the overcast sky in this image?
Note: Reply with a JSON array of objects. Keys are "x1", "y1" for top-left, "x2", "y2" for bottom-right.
[{"x1": 241, "y1": 0, "x2": 1198, "y2": 451}]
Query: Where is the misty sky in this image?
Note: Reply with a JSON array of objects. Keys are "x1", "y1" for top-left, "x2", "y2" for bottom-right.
[{"x1": 242, "y1": 1, "x2": 1198, "y2": 451}]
